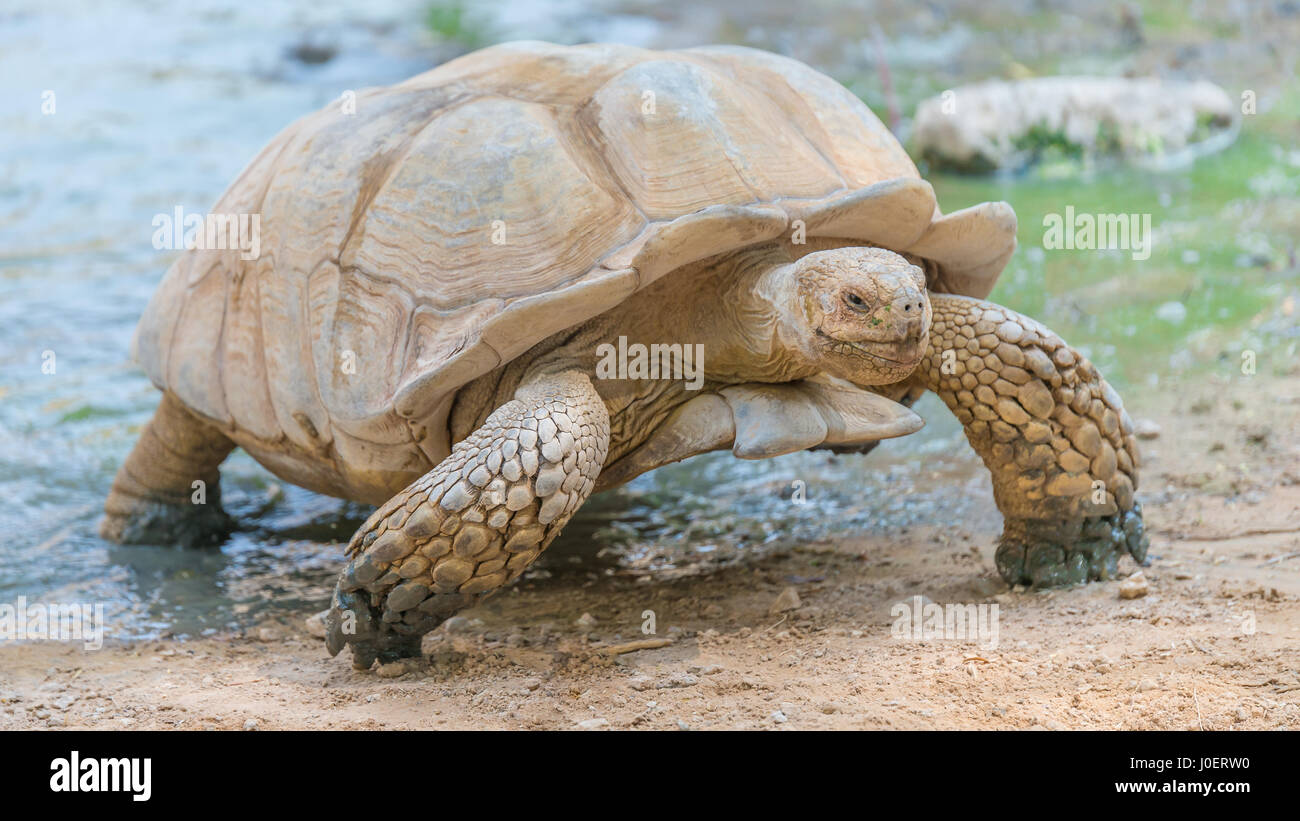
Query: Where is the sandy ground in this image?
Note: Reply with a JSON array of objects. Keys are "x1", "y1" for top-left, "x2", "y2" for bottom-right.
[{"x1": 2, "y1": 371, "x2": 1297, "y2": 731}]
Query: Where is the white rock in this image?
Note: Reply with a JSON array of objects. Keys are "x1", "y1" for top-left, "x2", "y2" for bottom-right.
[
  {"x1": 1119, "y1": 571, "x2": 1150, "y2": 600},
  {"x1": 913, "y1": 77, "x2": 1237, "y2": 172}
]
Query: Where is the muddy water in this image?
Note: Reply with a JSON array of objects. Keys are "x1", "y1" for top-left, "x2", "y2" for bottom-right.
[{"x1": 2, "y1": 1, "x2": 1293, "y2": 639}]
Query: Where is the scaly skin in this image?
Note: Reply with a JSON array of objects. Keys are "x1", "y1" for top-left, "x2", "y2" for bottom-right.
[
  {"x1": 918, "y1": 293, "x2": 1148, "y2": 586},
  {"x1": 325, "y1": 370, "x2": 610, "y2": 670},
  {"x1": 100, "y1": 392, "x2": 235, "y2": 546}
]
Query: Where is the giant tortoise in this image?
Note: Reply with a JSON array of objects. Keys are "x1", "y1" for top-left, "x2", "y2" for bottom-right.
[{"x1": 103, "y1": 41, "x2": 1148, "y2": 669}]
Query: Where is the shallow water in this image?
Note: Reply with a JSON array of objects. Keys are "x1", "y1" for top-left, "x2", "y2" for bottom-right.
[{"x1": 1, "y1": 0, "x2": 1295, "y2": 639}]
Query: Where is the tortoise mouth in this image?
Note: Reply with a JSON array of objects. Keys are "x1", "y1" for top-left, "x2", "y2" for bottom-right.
[{"x1": 816, "y1": 330, "x2": 925, "y2": 368}]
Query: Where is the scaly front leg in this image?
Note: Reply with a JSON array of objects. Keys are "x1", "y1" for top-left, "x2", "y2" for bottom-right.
[
  {"x1": 325, "y1": 370, "x2": 610, "y2": 670},
  {"x1": 919, "y1": 293, "x2": 1148, "y2": 587}
]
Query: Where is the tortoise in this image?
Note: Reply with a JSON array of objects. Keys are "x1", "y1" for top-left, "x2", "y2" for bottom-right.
[{"x1": 102, "y1": 41, "x2": 1148, "y2": 669}]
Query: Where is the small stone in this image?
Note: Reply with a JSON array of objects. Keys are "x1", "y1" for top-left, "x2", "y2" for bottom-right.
[
  {"x1": 376, "y1": 661, "x2": 408, "y2": 678},
  {"x1": 1134, "y1": 419, "x2": 1161, "y2": 439},
  {"x1": 243, "y1": 719, "x2": 259, "y2": 731},
  {"x1": 770, "y1": 710, "x2": 787, "y2": 724},
  {"x1": 442, "y1": 616, "x2": 471, "y2": 634},
  {"x1": 576, "y1": 612, "x2": 598, "y2": 630},
  {"x1": 305, "y1": 610, "x2": 329, "y2": 638},
  {"x1": 1119, "y1": 571, "x2": 1149, "y2": 600},
  {"x1": 577, "y1": 717, "x2": 609, "y2": 729},
  {"x1": 656, "y1": 672, "x2": 699, "y2": 689},
  {"x1": 769, "y1": 586, "x2": 802, "y2": 615}
]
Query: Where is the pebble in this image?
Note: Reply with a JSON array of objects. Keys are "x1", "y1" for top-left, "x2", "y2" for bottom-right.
[
  {"x1": 577, "y1": 717, "x2": 609, "y2": 729},
  {"x1": 769, "y1": 586, "x2": 802, "y2": 615},
  {"x1": 770, "y1": 710, "x2": 787, "y2": 724},
  {"x1": 1119, "y1": 571, "x2": 1150, "y2": 600},
  {"x1": 1134, "y1": 419, "x2": 1161, "y2": 439},
  {"x1": 575, "y1": 612, "x2": 598, "y2": 630},
  {"x1": 376, "y1": 662, "x2": 408, "y2": 678},
  {"x1": 304, "y1": 611, "x2": 329, "y2": 639},
  {"x1": 243, "y1": 719, "x2": 258, "y2": 731}
]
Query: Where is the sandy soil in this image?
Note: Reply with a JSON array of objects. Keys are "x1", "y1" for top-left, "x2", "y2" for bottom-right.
[{"x1": 2, "y1": 371, "x2": 1297, "y2": 731}]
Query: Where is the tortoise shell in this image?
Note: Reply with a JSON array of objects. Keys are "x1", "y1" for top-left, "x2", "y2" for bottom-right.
[{"x1": 132, "y1": 41, "x2": 1016, "y2": 502}]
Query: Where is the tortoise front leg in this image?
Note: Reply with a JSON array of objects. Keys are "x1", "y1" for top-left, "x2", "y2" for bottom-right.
[
  {"x1": 325, "y1": 370, "x2": 610, "y2": 670},
  {"x1": 918, "y1": 293, "x2": 1149, "y2": 587}
]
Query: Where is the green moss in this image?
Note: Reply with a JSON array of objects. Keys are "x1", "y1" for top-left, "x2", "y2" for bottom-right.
[
  {"x1": 1012, "y1": 123, "x2": 1085, "y2": 162},
  {"x1": 424, "y1": 0, "x2": 492, "y2": 49}
]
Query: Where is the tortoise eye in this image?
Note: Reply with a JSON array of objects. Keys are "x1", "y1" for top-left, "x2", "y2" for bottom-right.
[{"x1": 845, "y1": 293, "x2": 866, "y2": 309}]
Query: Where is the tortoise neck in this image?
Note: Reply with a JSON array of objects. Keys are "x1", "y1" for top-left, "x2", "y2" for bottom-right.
[{"x1": 671, "y1": 243, "x2": 819, "y2": 384}]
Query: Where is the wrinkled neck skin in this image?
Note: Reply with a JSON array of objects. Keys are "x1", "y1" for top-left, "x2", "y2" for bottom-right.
[{"x1": 451, "y1": 243, "x2": 835, "y2": 461}]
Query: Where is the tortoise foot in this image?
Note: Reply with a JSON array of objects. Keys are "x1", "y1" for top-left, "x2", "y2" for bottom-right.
[
  {"x1": 99, "y1": 498, "x2": 232, "y2": 547},
  {"x1": 325, "y1": 586, "x2": 466, "y2": 671},
  {"x1": 995, "y1": 502, "x2": 1148, "y2": 587}
]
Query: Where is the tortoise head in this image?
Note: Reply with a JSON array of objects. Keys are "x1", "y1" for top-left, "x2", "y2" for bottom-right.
[{"x1": 782, "y1": 246, "x2": 931, "y2": 386}]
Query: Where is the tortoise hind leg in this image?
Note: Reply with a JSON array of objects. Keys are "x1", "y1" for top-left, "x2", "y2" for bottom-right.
[
  {"x1": 918, "y1": 293, "x2": 1149, "y2": 587},
  {"x1": 326, "y1": 370, "x2": 610, "y2": 671},
  {"x1": 100, "y1": 392, "x2": 236, "y2": 546}
]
